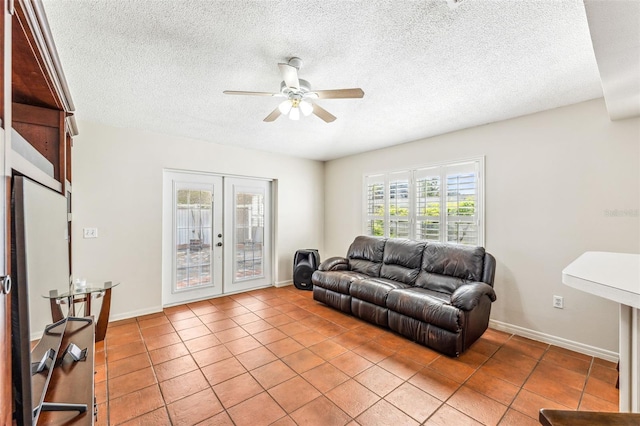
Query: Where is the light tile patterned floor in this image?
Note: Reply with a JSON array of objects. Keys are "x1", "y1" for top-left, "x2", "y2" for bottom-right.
[{"x1": 95, "y1": 286, "x2": 619, "y2": 425}]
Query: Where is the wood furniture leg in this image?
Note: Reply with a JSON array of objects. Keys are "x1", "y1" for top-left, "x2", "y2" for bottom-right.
[
  {"x1": 95, "y1": 287, "x2": 112, "y2": 342},
  {"x1": 85, "y1": 293, "x2": 91, "y2": 317},
  {"x1": 49, "y1": 298, "x2": 64, "y2": 323},
  {"x1": 69, "y1": 295, "x2": 75, "y2": 316}
]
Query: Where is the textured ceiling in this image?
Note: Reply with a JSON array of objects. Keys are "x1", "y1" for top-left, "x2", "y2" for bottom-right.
[{"x1": 41, "y1": 0, "x2": 604, "y2": 161}]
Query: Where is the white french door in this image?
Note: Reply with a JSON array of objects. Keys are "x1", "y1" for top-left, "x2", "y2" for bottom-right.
[
  {"x1": 163, "y1": 172, "x2": 223, "y2": 305},
  {"x1": 163, "y1": 171, "x2": 272, "y2": 306},
  {"x1": 224, "y1": 177, "x2": 272, "y2": 293}
]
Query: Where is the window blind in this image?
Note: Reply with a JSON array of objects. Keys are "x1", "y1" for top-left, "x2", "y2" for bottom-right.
[{"x1": 363, "y1": 159, "x2": 483, "y2": 246}]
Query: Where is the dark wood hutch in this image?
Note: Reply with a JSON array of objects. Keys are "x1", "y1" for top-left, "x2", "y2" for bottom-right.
[{"x1": 1, "y1": 0, "x2": 78, "y2": 424}]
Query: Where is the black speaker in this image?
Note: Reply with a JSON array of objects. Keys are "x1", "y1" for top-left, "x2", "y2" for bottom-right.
[{"x1": 293, "y1": 249, "x2": 320, "y2": 290}]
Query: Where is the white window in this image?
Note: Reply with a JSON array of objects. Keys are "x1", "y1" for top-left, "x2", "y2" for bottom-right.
[
  {"x1": 363, "y1": 158, "x2": 484, "y2": 246},
  {"x1": 364, "y1": 174, "x2": 385, "y2": 237}
]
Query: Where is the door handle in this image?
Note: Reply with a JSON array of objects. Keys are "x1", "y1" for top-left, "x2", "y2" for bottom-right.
[
  {"x1": 1, "y1": 275, "x2": 11, "y2": 295},
  {"x1": 217, "y1": 242, "x2": 223, "y2": 247}
]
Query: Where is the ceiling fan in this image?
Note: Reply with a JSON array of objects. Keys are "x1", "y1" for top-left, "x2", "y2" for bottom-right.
[{"x1": 223, "y1": 57, "x2": 364, "y2": 123}]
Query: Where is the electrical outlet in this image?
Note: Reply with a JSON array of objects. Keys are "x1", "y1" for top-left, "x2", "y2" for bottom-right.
[
  {"x1": 83, "y1": 228, "x2": 98, "y2": 239},
  {"x1": 553, "y1": 295, "x2": 564, "y2": 309}
]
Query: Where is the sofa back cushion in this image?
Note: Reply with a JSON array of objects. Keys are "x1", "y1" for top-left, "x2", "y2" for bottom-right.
[
  {"x1": 380, "y1": 238, "x2": 425, "y2": 284},
  {"x1": 415, "y1": 243, "x2": 486, "y2": 294},
  {"x1": 347, "y1": 236, "x2": 387, "y2": 276}
]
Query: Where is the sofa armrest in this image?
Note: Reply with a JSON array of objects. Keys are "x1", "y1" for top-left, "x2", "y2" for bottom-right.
[
  {"x1": 451, "y1": 282, "x2": 496, "y2": 311},
  {"x1": 318, "y1": 256, "x2": 350, "y2": 271},
  {"x1": 482, "y1": 253, "x2": 496, "y2": 286}
]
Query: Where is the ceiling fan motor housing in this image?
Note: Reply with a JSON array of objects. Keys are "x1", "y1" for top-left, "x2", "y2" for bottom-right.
[
  {"x1": 288, "y1": 57, "x2": 303, "y2": 69},
  {"x1": 280, "y1": 79, "x2": 312, "y2": 96}
]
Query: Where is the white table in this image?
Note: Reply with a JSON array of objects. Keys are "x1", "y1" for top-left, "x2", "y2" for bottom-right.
[{"x1": 563, "y1": 252, "x2": 640, "y2": 412}]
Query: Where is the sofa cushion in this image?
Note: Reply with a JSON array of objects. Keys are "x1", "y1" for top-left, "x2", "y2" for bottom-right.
[
  {"x1": 379, "y1": 238, "x2": 425, "y2": 284},
  {"x1": 350, "y1": 278, "x2": 412, "y2": 305},
  {"x1": 347, "y1": 236, "x2": 386, "y2": 276},
  {"x1": 414, "y1": 273, "x2": 465, "y2": 295},
  {"x1": 386, "y1": 287, "x2": 462, "y2": 333},
  {"x1": 313, "y1": 286, "x2": 352, "y2": 314},
  {"x1": 312, "y1": 270, "x2": 370, "y2": 295},
  {"x1": 415, "y1": 243, "x2": 486, "y2": 294},
  {"x1": 388, "y1": 311, "x2": 462, "y2": 357},
  {"x1": 351, "y1": 299, "x2": 389, "y2": 327},
  {"x1": 318, "y1": 256, "x2": 349, "y2": 271}
]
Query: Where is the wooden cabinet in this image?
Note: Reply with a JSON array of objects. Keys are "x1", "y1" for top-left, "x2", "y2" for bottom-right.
[
  {"x1": 10, "y1": 0, "x2": 77, "y2": 193},
  {"x1": 1, "y1": 0, "x2": 78, "y2": 422},
  {"x1": 1, "y1": 2, "x2": 12, "y2": 424}
]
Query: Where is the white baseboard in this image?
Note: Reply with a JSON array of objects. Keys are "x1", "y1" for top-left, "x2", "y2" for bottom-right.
[
  {"x1": 109, "y1": 281, "x2": 297, "y2": 323},
  {"x1": 30, "y1": 305, "x2": 162, "y2": 340},
  {"x1": 109, "y1": 306, "x2": 163, "y2": 323},
  {"x1": 489, "y1": 319, "x2": 619, "y2": 363}
]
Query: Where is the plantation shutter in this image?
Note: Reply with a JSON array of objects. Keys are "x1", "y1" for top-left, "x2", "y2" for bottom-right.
[
  {"x1": 389, "y1": 171, "x2": 410, "y2": 238},
  {"x1": 445, "y1": 162, "x2": 480, "y2": 245},
  {"x1": 415, "y1": 167, "x2": 441, "y2": 241},
  {"x1": 363, "y1": 159, "x2": 483, "y2": 246},
  {"x1": 364, "y1": 174, "x2": 385, "y2": 237}
]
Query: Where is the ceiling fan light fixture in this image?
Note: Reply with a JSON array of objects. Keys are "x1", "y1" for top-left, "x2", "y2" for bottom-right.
[
  {"x1": 299, "y1": 100, "x2": 313, "y2": 116},
  {"x1": 278, "y1": 100, "x2": 292, "y2": 114},
  {"x1": 289, "y1": 107, "x2": 300, "y2": 120}
]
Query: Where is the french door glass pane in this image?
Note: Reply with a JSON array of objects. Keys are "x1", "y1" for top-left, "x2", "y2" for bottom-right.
[
  {"x1": 175, "y1": 188, "x2": 213, "y2": 290},
  {"x1": 235, "y1": 190, "x2": 264, "y2": 281}
]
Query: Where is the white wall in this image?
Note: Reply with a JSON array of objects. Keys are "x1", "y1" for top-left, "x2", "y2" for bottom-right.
[
  {"x1": 72, "y1": 120, "x2": 324, "y2": 319},
  {"x1": 323, "y1": 99, "x2": 639, "y2": 354}
]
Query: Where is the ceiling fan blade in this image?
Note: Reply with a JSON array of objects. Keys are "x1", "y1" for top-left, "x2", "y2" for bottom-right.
[
  {"x1": 263, "y1": 107, "x2": 282, "y2": 122},
  {"x1": 312, "y1": 103, "x2": 337, "y2": 123},
  {"x1": 223, "y1": 90, "x2": 280, "y2": 96},
  {"x1": 313, "y1": 88, "x2": 365, "y2": 99},
  {"x1": 278, "y1": 63, "x2": 300, "y2": 89}
]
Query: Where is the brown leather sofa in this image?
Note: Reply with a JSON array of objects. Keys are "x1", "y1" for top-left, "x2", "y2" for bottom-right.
[{"x1": 312, "y1": 236, "x2": 496, "y2": 356}]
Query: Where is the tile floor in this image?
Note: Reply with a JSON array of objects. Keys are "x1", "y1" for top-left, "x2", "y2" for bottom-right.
[{"x1": 96, "y1": 286, "x2": 619, "y2": 425}]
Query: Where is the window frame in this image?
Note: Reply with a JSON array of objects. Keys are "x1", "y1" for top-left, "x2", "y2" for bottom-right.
[{"x1": 363, "y1": 157, "x2": 485, "y2": 246}]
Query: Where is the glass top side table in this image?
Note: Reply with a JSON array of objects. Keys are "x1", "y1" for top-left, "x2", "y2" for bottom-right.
[{"x1": 44, "y1": 281, "x2": 119, "y2": 342}]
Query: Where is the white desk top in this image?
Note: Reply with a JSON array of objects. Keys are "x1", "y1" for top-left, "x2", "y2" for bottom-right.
[{"x1": 563, "y1": 251, "x2": 640, "y2": 309}]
